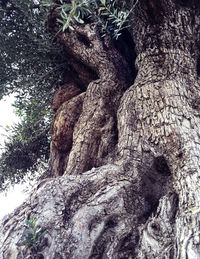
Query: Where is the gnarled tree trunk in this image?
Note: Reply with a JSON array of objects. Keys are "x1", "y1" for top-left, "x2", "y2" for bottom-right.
[{"x1": 1, "y1": 0, "x2": 200, "y2": 258}]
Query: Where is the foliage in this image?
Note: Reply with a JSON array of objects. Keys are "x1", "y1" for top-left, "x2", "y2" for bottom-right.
[
  {"x1": 0, "y1": 115, "x2": 50, "y2": 190},
  {"x1": 44, "y1": 0, "x2": 138, "y2": 39},
  {"x1": 0, "y1": 0, "x2": 65, "y2": 99},
  {"x1": 19, "y1": 214, "x2": 46, "y2": 254},
  {"x1": 56, "y1": 0, "x2": 92, "y2": 31},
  {"x1": 95, "y1": 0, "x2": 132, "y2": 39},
  {"x1": 0, "y1": 0, "x2": 68, "y2": 189}
]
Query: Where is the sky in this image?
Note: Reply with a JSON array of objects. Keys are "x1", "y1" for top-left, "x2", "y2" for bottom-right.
[
  {"x1": 0, "y1": 184, "x2": 29, "y2": 220},
  {"x1": 0, "y1": 96, "x2": 29, "y2": 220},
  {"x1": 0, "y1": 95, "x2": 18, "y2": 146}
]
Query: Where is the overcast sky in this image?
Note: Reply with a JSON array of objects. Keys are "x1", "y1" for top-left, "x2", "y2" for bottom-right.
[
  {"x1": 0, "y1": 95, "x2": 18, "y2": 146},
  {"x1": 0, "y1": 96, "x2": 28, "y2": 220}
]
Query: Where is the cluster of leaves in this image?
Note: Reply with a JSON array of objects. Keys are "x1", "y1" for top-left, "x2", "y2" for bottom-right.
[
  {"x1": 44, "y1": 0, "x2": 138, "y2": 39},
  {"x1": 57, "y1": 0, "x2": 92, "y2": 31},
  {"x1": 0, "y1": 0, "x2": 68, "y2": 189},
  {"x1": 94, "y1": 0, "x2": 135, "y2": 39},
  {"x1": 19, "y1": 214, "x2": 46, "y2": 254}
]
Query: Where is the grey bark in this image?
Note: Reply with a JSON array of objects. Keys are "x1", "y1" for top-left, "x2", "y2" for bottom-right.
[{"x1": 1, "y1": 0, "x2": 200, "y2": 258}]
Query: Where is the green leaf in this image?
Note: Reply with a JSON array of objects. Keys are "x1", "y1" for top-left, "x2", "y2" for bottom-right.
[
  {"x1": 62, "y1": 21, "x2": 70, "y2": 31},
  {"x1": 74, "y1": 16, "x2": 84, "y2": 24},
  {"x1": 60, "y1": 9, "x2": 68, "y2": 19},
  {"x1": 57, "y1": 18, "x2": 65, "y2": 25},
  {"x1": 69, "y1": 25, "x2": 75, "y2": 30},
  {"x1": 61, "y1": 4, "x2": 72, "y2": 12},
  {"x1": 100, "y1": 0, "x2": 106, "y2": 5}
]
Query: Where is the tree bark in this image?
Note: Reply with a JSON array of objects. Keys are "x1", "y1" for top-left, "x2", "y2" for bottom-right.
[{"x1": 1, "y1": 0, "x2": 200, "y2": 258}]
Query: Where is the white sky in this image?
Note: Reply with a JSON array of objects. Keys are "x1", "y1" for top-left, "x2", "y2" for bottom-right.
[
  {"x1": 0, "y1": 185, "x2": 29, "y2": 220},
  {"x1": 0, "y1": 95, "x2": 19, "y2": 146},
  {"x1": 0, "y1": 96, "x2": 29, "y2": 220}
]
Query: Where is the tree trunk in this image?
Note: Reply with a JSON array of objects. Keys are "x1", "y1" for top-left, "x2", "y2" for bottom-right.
[{"x1": 1, "y1": 0, "x2": 200, "y2": 258}]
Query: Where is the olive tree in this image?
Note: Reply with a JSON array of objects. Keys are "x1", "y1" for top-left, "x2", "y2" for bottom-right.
[{"x1": 1, "y1": 0, "x2": 200, "y2": 258}]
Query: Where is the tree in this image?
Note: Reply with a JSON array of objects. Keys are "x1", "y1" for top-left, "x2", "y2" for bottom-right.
[
  {"x1": 1, "y1": 0, "x2": 200, "y2": 258},
  {"x1": 0, "y1": 0, "x2": 68, "y2": 189}
]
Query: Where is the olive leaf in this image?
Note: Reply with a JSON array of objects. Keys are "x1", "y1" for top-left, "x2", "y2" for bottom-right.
[{"x1": 54, "y1": 0, "x2": 138, "y2": 39}]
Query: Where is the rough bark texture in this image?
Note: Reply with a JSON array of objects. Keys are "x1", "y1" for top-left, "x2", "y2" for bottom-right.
[{"x1": 1, "y1": 0, "x2": 200, "y2": 258}]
